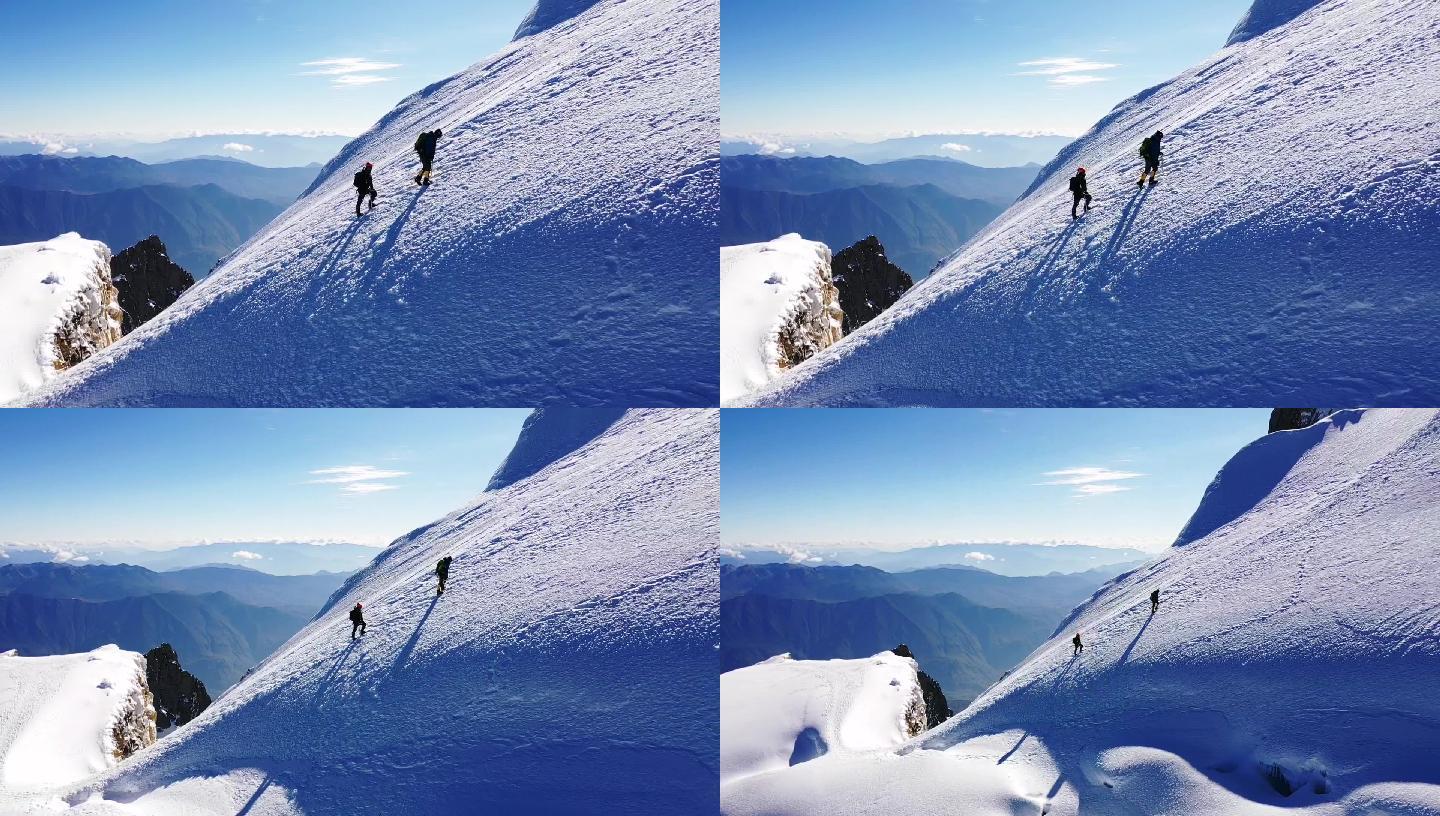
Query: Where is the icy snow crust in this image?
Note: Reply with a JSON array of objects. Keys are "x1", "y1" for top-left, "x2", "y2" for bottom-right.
[
  {"x1": 720, "y1": 653, "x2": 922, "y2": 787},
  {"x1": 0, "y1": 646, "x2": 151, "y2": 791},
  {"x1": 720, "y1": 235, "x2": 838, "y2": 402},
  {"x1": 0, "y1": 234, "x2": 116, "y2": 402},
  {"x1": 17, "y1": 0, "x2": 718, "y2": 408},
  {"x1": 723, "y1": 409, "x2": 1440, "y2": 815},
  {"x1": 741, "y1": 0, "x2": 1440, "y2": 407},
  {"x1": 2, "y1": 409, "x2": 718, "y2": 815}
]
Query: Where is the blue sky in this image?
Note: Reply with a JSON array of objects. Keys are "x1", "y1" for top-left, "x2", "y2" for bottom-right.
[
  {"x1": 0, "y1": 409, "x2": 529, "y2": 547},
  {"x1": 0, "y1": 0, "x2": 534, "y2": 138},
  {"x1": 722, "y1": 409, "x2": 1268, "y2": 552},
  {"x1": 723, "y1": 0, "x2": 1252, "y2": 138}
]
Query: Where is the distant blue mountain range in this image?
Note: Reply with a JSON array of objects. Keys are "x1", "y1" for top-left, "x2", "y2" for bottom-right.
[
  {"x1": 0, "y1": 562, "x2": 353, "y2": 691},
  {"x1": 721, "y1": 154, "x2": 1039, "y2": 277},
  {"x1": 0, "y1": 154, "x2": 320, "y2": 275}
]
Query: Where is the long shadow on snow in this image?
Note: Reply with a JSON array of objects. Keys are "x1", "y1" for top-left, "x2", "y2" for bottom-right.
[
  {"x1": 1095, "y1": 184, "x2": 1152, "y2": 275},
  {"x1": 235, "y1": 774, "x2": 274, "y2": 815},
  {"x1": 310, "y1": 639, "x2": 360, "y2": 708},
  {"x1": 392, "y1": 595, "x2": 440, "y2": 676},
  {"x1": 1019, "y1": 219, "x2": 1082, "y2": 307},
  {"x1": 1119, "y1": 611, "x2": 1155, "y2": 665}
]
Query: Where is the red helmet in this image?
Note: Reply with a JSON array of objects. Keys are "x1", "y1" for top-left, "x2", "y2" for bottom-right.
[
  {"x1": 364, "y1": 162, "x2": 373, "y2": 169},
  {"x1": 1077, "y1": 166, "x2": 1086, "y2": 174}
]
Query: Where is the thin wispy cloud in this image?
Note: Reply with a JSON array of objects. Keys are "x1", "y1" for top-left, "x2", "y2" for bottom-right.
[
  {"x1": 1018, "y1": 57, "x2": 1119, "y2": 87},
  {"x1": 332, "y1": 75, "x2": 393, "y2": 87},
  {"x1": 1040, "y1": 466, "x2": 1144, "y2": 497},
  {"x1": 308, "y1": 464, "x2": 409, "y2": 496},
  {"x1": 341, "y1": 482, "x2": 399, "y2": 494},
  {"x1": 1074, "y1": 484, "x2": 1129, "y2": 496},
  {"x1": 300, "y1": 57, "x2": 401, "y2": 88},
  {"x1": 309, "y1": 465, "x2": 410, "y2": 484}
]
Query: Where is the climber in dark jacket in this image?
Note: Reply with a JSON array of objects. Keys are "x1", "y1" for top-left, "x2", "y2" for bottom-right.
[
  {"x1": 353, "y1": 162, "x2": 377, "y2": 216},
  {"x1": 413, "y1": 129, "x2": 442, "y2": 185},
  {"x1": 1150, "y1": 588, "x2": 1161, "y2": 614},
  {"x1": 436, "y1": 555, "x2": 453, "y2": 595},
  {"x1": 1138, "y1": 130, "x2": 1164, "y2": 186},
  {"x1": 349, "y1": 602, "x2": 367, "y2": 638},
  {"x1": 1069, "y1": 167, "x2": 1091, "y2": 219},
  {"x1": 1072, "y1": 632, "x2": 1084, "y2": 655}
]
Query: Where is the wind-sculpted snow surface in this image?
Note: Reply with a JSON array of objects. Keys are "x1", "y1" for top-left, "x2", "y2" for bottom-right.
[
  {"x1": 721, "y1": 653, "x2": 924, "y2": 787},
  {"x1": 17, "y1": 0, "x2": 717, "y2": 407},
  {"x1": 0, "y1": 647, "x2": 155, "y2": 791},
  {"x1": 723, "y1": 409, "x2": 1440, "y2": 815},
  {"x1": 3, "y1": 409, "x2": 718, "y2": 815},
  {"x1": 0, "y1": 234, "x2": 121, "y2": 402},
  {"x1": 740, "y1": 0, "x2": 1440, "y2": 407}
]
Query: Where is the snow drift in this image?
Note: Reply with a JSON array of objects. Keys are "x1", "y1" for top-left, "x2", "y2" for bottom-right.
[
  {"x1": 16, "y1": 0, "x2": 717, "y2": 408},
  {"x1": 739, "y1": 0, "x2": 1440, "y2": 407},
  {"x1": 723, "y1": 408, "x2": 1440, "y2": 815},
  {"x1": 0, "y1": 646, "x2": 155, "y2": 792},
  {"x1": 1, "y1": 408, "x2": 718, "y2": 814},
  {"x1": 721, "y1": 652, "x2": 924, "y2": 787},
  {"x1": 720, "y1": 235, "x2": 843, "y2": 402},
  {"x1": 0, "y1": 234, "x2": 122, "y2": 402}
]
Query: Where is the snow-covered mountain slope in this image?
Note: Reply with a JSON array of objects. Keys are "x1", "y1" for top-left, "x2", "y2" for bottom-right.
[
  {"x1": 485, "y1": 405, "x2": 626, "y2": 490},
  {"x1": 0, "y1": 646, "x2": 155, "y2": 792},
  {"x1": 740, "y1": 0, "x2": 1440, "y2": 407},
  {"x1": 0, "y1": 234, "x2": 122, "y2": 402},
  {"x1": 1228, "y1": 0, "x2": 1323, "y2": 45},
  {"x1": 721, "y1": 235, "x2": 843, "y2": 402},
  {"x1": 16, "y1": 0, "x2": 717, "y2": 408},
  {"x1": 1, "y1": 408, "x2": 718, "y2": 815},
  {"x1": 721, "y1": 653, "x2": 924, "y2": 788},
  {"x1": 723, "y1": 408, "x2": 1440, "y2": 816}
]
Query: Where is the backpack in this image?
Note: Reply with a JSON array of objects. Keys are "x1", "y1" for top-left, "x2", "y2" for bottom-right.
[
  {"x1": 353, "y1": 170, "x2": 366, "y2": 189},
  {"x1": 1139, "y1": 136, "x2": 1153, "y2": 157}
]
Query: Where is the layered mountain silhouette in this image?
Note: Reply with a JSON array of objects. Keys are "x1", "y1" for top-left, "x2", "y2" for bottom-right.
[
  {"x1": 722, "y1": 155, "x2": 1036, "y2": 277},
  {"x1": 0, "y1": 563, "x2": 351, "y2": 690},
  {"x1": 722, "y1": 563, "x2": 1125, "y2": 704},
  {"x1": 0, "y1": 183, "x2": 280, "y2": 276}
]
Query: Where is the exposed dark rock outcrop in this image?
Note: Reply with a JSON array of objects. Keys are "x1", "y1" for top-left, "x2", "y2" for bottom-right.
[
  {"x1": 832, "y1": 237, "x2": 913, "y2": 333},
  {"x1": 891, "y1": 644, "x2": 953, "y2": 729},
  {"x1": 1268, "y1": 408, "x2": 1337, "y2": 434},
  {"x1": 110, "y1": 236, "x2": 195, "y2": 333},
  {"x1": 144, "y1": 643, "x2": 212, "y2": 731}
]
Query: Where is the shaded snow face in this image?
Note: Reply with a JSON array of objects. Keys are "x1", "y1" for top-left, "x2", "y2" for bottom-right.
[
  {"x1": 485, "y1": 406, "x2": 627, "y2": 490},
  {"x1": 741, "y1": 0, "x2": 1440, "y2": 407},
  {"x1": 1227, "y1": 0, "x2": 1326, "y2": 45},
  {"x1": 513, "y1": 0, "x2": 606, "y2": 39}
]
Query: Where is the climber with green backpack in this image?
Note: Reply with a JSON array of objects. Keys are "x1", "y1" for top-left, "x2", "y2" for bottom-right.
[{"x1": 1138, "y1": 131, "x2": 1164, "y2": 186}]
